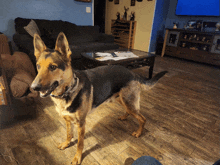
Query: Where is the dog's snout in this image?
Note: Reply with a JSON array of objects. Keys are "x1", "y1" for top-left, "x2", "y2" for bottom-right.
[{"x1": 31, "y1": 83, "x2": 42, "y2": 91}]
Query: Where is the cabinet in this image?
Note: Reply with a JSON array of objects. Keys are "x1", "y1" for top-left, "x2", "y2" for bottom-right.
[
  {"x1": 162, "y1": 28, "x2": 220, "y2": 66},
  {"x1": 0, "y1": 34, "x2": 13, "y2": 125},
  {"x1": 111, "y1": 20, "x2": 136, "y2": 49}
]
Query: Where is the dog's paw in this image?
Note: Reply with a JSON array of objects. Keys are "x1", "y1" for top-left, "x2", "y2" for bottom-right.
[
  {"x1": 57, "y1": 141, "x2": 70, "y2": 150},
  {"x1": 118, "y1": 113, "x2": 129, "y2": 120},
  {"x1": 118, "y1": 116, "x2": 127, "y2": 120},
  {"x1": 71, "y1": 154, "x2": 82, "y2": 165},
  {"x1": 132, "y1": 130, "x2": 141, "y2": 138}
]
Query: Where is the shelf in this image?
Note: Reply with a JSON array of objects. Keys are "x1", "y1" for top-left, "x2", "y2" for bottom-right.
[
  {"x1": 111, "y1": 28, "x2": 130, "y2": 31},
  {"x1": 116, "y1": 42, "x2": 128, "y2": 47},
  {"x1": 180, "y1": 39, "x2": 212, "y2": 45},
  {"x1": 162, "y1": 29, "x2": 220, "y2": 66},
  {"x1": 111, "y1": 20, "x2": 136, "y2": 49},
  {"x1": 112, "y1": 19, "x2": 135, "y2": 23},
  {"x1": 115, "y1": 40, "x2": 127, "y2": 44},
  {"x1": 113, "y1": 34, "x2": 133, "y2": 38},
  {"x1": 111, "y1": 24, "x2": 130, "y2": 28}
]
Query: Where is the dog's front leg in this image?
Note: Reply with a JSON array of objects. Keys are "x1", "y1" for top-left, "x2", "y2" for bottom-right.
[
  {"x1": 58, "y1": 116, "x2": 73, "y2": 150},
  {"x1": 71, "y1": 123, "x2": 85, "y2": 165}
]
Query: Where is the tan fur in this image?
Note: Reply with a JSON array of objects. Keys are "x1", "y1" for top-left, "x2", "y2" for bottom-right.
[
  {"x1": 57, "y1": 116, "x2": 73, "y2": 150},
  {"x1": 118, "y1": 80, "x2": 146, "y2": 137},
  {"x1": 54, "y1": 32, "x2": 72, "y2": 60},
  {"x1": 34, "y1": 34, "x2": 47, "y2": 60}
]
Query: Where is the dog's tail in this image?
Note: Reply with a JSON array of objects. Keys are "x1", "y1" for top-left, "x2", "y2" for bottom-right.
[{"x1": 141, "y1": 71, "x2": 168, "y2": 90}]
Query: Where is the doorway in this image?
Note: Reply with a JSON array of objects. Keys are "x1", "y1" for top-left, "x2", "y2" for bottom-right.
[{"x1": 94, "y1": 0, "x2": 106, "y2": 33}]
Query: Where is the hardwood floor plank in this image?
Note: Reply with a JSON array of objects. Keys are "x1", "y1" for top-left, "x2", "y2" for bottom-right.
[
  {"x1": 21, "y1": 118, "x2": 69, "y2": 164},
  {"x1": 0, "y1": 141, "x2": 18, "y2": 165},
  {"x1": 146, "y1": 90, "x2": 218, "y2": 126},
  {"x1": 89, "y1": 143, "x2": 124, "y2": 165},
  {"x1": 118, "y1": 147, "x2": 142, "y2": 164}
]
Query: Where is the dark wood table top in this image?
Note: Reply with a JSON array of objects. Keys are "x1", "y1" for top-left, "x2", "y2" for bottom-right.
[{"x1": 81, "y1": 48, "x2": 155, "y2": 65}]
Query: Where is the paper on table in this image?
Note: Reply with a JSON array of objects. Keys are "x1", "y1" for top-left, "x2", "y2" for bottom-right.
[
  {"x1": 95, "y1": 52, "x2": 113, "y2": 57},
  {"x1": 95, "y1": 51, "x2": 139, "y2": 61},
  {"x1": 112, "y1": 57, "x2": 129, "y2": 61},
  {"x1": 114, "y1": 51, "x2": 138, "y2": 58},
  {"x1": 96, "y1": 56, "x2": 131, "y2": 61},
  {"x1": 96, "y1": 56, "x2": 114, "y2": 61}
]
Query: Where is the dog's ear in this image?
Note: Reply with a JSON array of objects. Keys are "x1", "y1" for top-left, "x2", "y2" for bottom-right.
[
  {"x1": 55, "y1": 32, "x2": 72, "y2": 61},
  {"x1": 33, "y1": 34, "x2": 47, "y2": 60}
]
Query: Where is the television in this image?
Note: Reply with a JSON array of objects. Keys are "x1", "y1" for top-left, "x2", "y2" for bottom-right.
[{"x1": 175, "y1": 0, "x2": 220, "y2": 16}]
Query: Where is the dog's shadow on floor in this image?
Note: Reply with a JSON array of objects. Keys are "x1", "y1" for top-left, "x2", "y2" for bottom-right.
[{"x1": 77, "y1": 100, "x2": 150, "y2": 164}]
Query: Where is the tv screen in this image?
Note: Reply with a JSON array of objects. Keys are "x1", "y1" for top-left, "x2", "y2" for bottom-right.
[{"x1": 176, "y1": 0, "x2": 220, "y2": 16}]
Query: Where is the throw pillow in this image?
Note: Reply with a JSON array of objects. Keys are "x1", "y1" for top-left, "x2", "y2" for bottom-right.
[
  {"x1": 1, "y1": 52, "x2": 38, "y2": 98},
  {"x1": 24, "y1": 20, "x2": 41, "y2": 37}
]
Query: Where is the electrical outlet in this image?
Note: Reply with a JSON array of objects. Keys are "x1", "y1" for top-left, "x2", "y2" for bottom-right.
[{"x1": 86, "y1": 7, "x2": 91, "y2": 13}]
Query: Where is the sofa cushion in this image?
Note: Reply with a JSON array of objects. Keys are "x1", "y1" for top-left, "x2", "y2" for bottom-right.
[
  {"x1": 24, "y1": 20, "x2": 41, "y2": 37},
  {"x1": 96, "y1": 33, "x2": 115, "y2": 43},
  {"x1": 70, "y1": 42, "x2": 119, "y2": 53},
  {"x1": 68, "y1": 32, "x2": 96, "y2": 44},
  {"x1": 15, "y1": 17, "x2": 33, "y2": 34},
  {"x1": 67, "y1": 26, "x2": 100, "y2": 44},
  {"x1": 0, "y1": 34, "x2": 11, "y2": 55},
  {"x1": 14, "y1": 17, "x2": 78, "y2": 37},
  {"x1": 39, "y1": 20, "x2": 78, "y2": 40}
]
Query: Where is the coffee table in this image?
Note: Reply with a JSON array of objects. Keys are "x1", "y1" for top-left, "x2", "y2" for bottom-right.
[{"x1": 81, "y1": 48, "x2": 155, "y2": 79}]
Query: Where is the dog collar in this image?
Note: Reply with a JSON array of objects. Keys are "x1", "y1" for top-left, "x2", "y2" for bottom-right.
[{"x1": 51, "y1": 77, "x2": 79, "y2": 99}]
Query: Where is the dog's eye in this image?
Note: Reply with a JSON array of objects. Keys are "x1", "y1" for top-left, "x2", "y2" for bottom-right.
[{"x1": 49, "y1": 65, "x2": 57, "y2": 71}]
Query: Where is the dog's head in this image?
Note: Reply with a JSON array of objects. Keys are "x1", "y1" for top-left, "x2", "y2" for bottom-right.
[{"x1": 31, "y1": 32, "x2": 73, "y2": 97}]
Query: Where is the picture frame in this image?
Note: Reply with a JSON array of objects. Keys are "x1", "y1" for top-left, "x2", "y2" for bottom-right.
[
  {"x1": 114, "y1": 0, "x2": 119, "y2": 4},
  {"x1": 211, "y1": 36, "x2": 220, "y2": 54},
  {"x1": 75, "y1": 0, "x2": 92, "y2": 2},
  {"x1": 131, "y1": 0, "x2": 135, "y2": 6},
  {"x1": 166, "y1": 31, "x2": 180, "y2": 47}
]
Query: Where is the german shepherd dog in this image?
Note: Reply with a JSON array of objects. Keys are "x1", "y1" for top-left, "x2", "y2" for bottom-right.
[{"x1": 31, "y1": 32, "x2": 167, "y2": 164}]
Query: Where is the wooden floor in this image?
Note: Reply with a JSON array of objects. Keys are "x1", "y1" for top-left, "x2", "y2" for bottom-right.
[{"x1": 0, "y1": 56, "x2": 219, "y2": 165}]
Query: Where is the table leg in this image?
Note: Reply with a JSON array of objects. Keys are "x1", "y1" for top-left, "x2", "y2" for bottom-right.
[
  {"x1": 149, "y1": 66, "x2": 154, "y2": 79},
  {"x1": 148, "y1": 57, "x2": 155, "y2": 79}
]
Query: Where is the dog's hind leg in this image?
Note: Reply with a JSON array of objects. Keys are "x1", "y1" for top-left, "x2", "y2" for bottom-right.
[
  {"x1": 58, "y1": 116, "x2": 73, "y2": 150},
  {"x1": 118, "y1": 95, "x2": 130, "y2": 120},
  {"x1": 118, "y1": 82, "x2": 146, "y2": 138},
  {"x1": 118, "y1": 112, "x2": 129, "y2": 120}
]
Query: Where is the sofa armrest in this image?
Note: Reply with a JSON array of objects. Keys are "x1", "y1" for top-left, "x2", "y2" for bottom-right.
[
  {"x1": 13, "y1": 33, "x2": 33, "y2": 54},
  {"x1": 97, "y1": 34, "x2": 115, "y2": 43},
  {"x1": 13, "y1": 33, "x2": 37, "y2": 66}
]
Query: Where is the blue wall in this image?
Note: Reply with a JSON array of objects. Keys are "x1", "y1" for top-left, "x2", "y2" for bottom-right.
[
  {"x1": 0, "y1": 0, "x2": 93, "y2": 40},
  {"x1": 165, "y1": 0, "x2": 220, "y2": 29},
  {"x1": 149, "y1": 0, "x2": 170, "y2": 52}
]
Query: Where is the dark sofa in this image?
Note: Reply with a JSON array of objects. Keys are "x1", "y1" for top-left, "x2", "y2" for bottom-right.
[{"x1": 13, "y1": 17, "x2": 119, "y2": 70}]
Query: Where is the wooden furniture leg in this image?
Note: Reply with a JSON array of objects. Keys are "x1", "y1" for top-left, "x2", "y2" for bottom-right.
[
  {"x1": 161, "y1": 29, "x2": 169, "y2": 57},
  {"x1": 149, "y1": 57, "x2": 155, "y2": 79}
]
